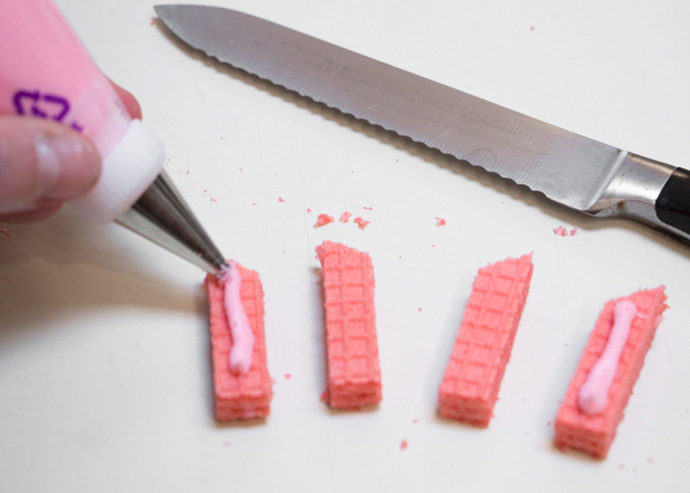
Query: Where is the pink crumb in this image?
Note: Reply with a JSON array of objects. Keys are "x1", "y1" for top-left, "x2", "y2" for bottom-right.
[
  {"x1": 339, "y1": 212, "x2": 352, "y2": 223},
  {"x1": 284, "y1": 373, "x2": 292, "y2": 380},
  {"x1": 278, "y1": 197, "x2": 286, "y2": 203},
  {"x1": 400, "y1": 440, "x2": 408, "y2": 450},
  {"x1": 307, "y1": 208, "x2": 312, "y2": 213},
  {"x1": 418, "y1": 308, "x2": 422, "y2": 312},
  {"x1": 320, "y1": 389, "x2": 329, "y2": 403},
  {"x1": 553, "y1": 226, "x2": 568, "y2": 237},
  {"x1": 150, "y1": 18, "x2": 157, "y2": 26},
  {"x1": 435, "y1": 217, "x2": 447, "y2": 226},
  {"x1": 530, "y1": 26, "x2": 535, "y2": 31},
  {"x1": 354, "y1": 217, "x2": 370, "y2": 230},
  {"x1": 239, "y1": 167, "x2": 244, "y2": 172},
  {"x1": 252, "y1": 202, "x2": 257, "y2": 206},
  {"x1": 313, "y1": 214, "x2": 335, "y2": 228},
  {"x1": 570, "y1": 228, "x2": 578, "y2": 236},
  {"x1": 412, "y1": 419, "x2": 419, "y2": 424},
  {"x1": 648, "y1": 458, "x2": 654, "y2": 464},
  {"x1": 363, "y1": 206, "x2": 373, "y2": 211}
]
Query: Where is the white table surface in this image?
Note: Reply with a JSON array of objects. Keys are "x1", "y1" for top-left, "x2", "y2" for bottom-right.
[{"x1": 2, "y1": 1, "x2": 690, "y2": 491}]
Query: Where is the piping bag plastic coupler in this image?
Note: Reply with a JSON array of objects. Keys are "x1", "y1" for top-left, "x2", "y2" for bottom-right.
[{"x1": 0, "y1": 0, "x2": 226, "y2": 276}]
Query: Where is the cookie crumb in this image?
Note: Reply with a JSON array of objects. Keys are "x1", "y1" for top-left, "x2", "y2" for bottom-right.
[
  {"x1": 354, "y1": 217, "x2": 370, "y2": 230},
  {"x1": 314, "y1": 214, "x2": 335, "y2": 228}
]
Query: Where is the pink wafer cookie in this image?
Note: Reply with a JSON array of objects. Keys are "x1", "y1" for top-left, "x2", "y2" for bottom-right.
[
  {"x1": 554, "y1": 287, "x2": 668, "y2": 459},
  {"x1": 316, "y1": 241, "x2": 382, "y2": 409},
  {"x1": 438, "y1": 254, "x2": 534, "y2": 427},
  {"x1": 206, "y1": 263, "x2": 272, "y2": 421}
]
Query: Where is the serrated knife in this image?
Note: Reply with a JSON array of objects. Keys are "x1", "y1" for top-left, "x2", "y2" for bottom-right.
[{"x1": 155, "y1": 4, "x2": 690, "y2": 243}]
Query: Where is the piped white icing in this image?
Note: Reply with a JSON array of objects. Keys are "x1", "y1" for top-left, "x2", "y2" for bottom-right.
[
  {"x1": 578, "y1": 299, "x2": 637, "y2": 415},
  {"x1": 220, "y1": 261, "x2": 255, "y2": 375}
]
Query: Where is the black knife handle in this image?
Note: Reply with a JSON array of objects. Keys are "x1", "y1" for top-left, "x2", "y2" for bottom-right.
[{"x1": 655, "y1": 167, "x2": 690, "y2": 235}]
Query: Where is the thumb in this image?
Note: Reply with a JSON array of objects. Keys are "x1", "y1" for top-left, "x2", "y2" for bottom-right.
[{"x1": 0, "y1": 116, "x2": 101, "y2": 221}]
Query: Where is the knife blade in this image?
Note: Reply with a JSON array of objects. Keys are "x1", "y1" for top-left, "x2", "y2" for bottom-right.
[{"x1": 154, "y1": 4, "x2": 690, "y2": 243}]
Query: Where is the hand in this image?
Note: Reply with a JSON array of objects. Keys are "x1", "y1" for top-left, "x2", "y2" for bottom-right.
[{"x1": 0, "y1": 82, "x2": 142, "y2": 223}]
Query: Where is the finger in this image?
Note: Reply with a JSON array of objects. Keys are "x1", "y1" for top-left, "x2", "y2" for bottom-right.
[
  {"x1": 0, "y1": 117, "x2": 101, "y2": 217},
  {"x1": 109, "y1": 79, "x2": 143, "y2": 120},
  {"x1": 0, "y1": 199, "x2": 63, "y2": 223}
]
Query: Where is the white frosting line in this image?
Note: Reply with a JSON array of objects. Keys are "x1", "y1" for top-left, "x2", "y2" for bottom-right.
[
  {"x1": 578, "y1": 299, "x2": 637, "y2": 415},
  {"x1": 220, "y1": 261, "x2": 255, "y2": 375}
]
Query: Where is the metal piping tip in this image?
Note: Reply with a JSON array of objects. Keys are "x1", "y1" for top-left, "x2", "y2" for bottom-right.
[{"x1": 116, "y1": 170, "x2": 228, "y2": 276}]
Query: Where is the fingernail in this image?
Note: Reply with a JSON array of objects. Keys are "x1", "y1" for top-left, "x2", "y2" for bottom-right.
[{"x1": 35, "y1": 134, "x2": 100, "y2": 199}]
